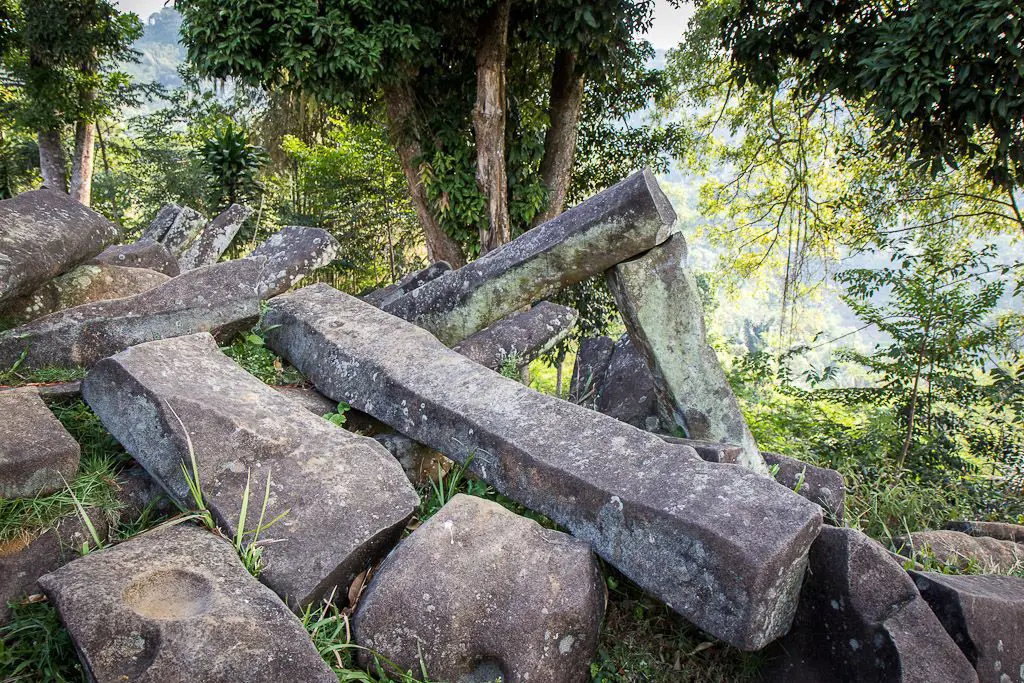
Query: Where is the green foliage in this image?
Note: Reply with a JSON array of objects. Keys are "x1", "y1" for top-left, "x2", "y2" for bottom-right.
[
  {"x1": 221, "y1": 327, "x2": 304, "y2": 386},
  {"x1": 0, "y1": 601, "x2": 85, "y2": 683},
  {"x1": 324, "y1": 402, "x2": 351, "y2": 428},
  {"x1": 201, "y1": 119, "x2": 267, "y2": 210}
]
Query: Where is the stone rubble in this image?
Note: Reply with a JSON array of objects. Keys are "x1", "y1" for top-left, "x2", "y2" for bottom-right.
[{"x1": 177, "y1": 203, "x2": 252, "y2": 271}]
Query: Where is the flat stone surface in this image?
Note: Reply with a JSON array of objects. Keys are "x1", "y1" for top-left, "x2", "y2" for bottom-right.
[
  {"x1": 910, "y1": 571, "x2": 1024, "y2": 683},
  {"x1": 763, "y1": 451, "x2": 845, "y2": 525},
  {"x1": 452, "y1": 301, "x2": 577, "y2": 371},
  {"x1": 383, "y1": 169, "x2": 677, "y2": 345},
  {"x1": 249, "y1": 226, "x2": 340, "y2": 298},
  {"x1": 264, "y1": 284, "x2": 823, "y2": 650},
  {"x1": 0, "y1": 263, "x2": 170, "y2": 326},
  {"x1": 363, "y1": 261, "x2": 452, "y2": 308},
  {"x1": 373, "y1": 433, "x2": 449, "y2": 486},
  {"x1": 0, "y1": 258, "x2": 262, "y2": 370},
  {"x1": 894, "y1": 530, "x2": 1024, "y2": 573},
  {"x1": 82, "y1": 332, "x2": 418, "y2": 609},
  {"x1": 608, "y1": 233, "x2": 765, "y2": 472},
  {"x1": 354, "y1": 494, "x2": 603, "y2": 682},
  {"x1": 0, "y1": 189, "x2": 120, "y2": 303},
  {"x1": 762, "y1": 526, "x2": 978, "y2": 683},
  {"x1": 0, "y1": 380, "x2": 82, "y2": 401},
  {"x1": 569, "y1": 335, "x2": 614, "y2": 407},
  {"x1": 0, "y1": 387, "x2": 80, "y2": 498},
  {"x1": 661, "y1": 436, "x2": 743, "y2": 464},
  {"x1": 944, "y1": 520, "x2": 1024, "y2": 543},
  {"x1": 178, "y1": 204, "x2": 252, "y2": 271},
  {"x1": 91, "y1": 238, "x2": 181, "y2": 276},
  {"x1": 142, "y1": 204, "x2": 207, "y2": 257},
  {"x1": 38, "y1": 523, "x2": 336, "y2": 682},
  {"x1": 595, "y1": 334, "x2": 663, "y2": 432},
  {"x1": 270, "y1": 385, "x2": 339, "y2": 417}
]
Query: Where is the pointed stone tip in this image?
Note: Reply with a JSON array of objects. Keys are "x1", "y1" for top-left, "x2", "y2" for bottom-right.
[{"x1": 639, "y1": 168, "x2": 679, "y2": 242}]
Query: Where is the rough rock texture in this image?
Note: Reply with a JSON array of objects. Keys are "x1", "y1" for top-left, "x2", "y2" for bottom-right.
[
  {"x1": 91, "y1": 238, "x2": 180, "y2": 276},
  {"x1": 763, "y1": 451, "x2": 846, "y2": 525},
  {"x1": 354, "y1": 494, "x2": 603, "y2": 682},
  {"x1": 608, "y1": 232, "x2": 765, "y2": 472},
  {"x1": 944, "y1": 520, "x2": 1024, "y2": 544},
  {"x1": 363, "y1": 261, "x2": 452, "y2": 308},
  {"x1": 595, "y1": 334, "x2": 663, "y2": 432},
  {"x1": 38, "y1": 524, "x2": 336, "y2": 682},
  {"x1": 762, "y1": 526, "x2": 978, "y2": 683},
  {"x1": 910, "y1": 571, "x2": 1024, "y2": 683},
  {"x1": 0, "y1": 258, "x2": 262, "y2": 370},
  {"x1": 249, "y1": 226, "x2": 340, "y2": 298},
  {"x1": 373, "y1": 433, "x2": 450, "y2": 486},
  {"x1": 453, "y1": 301, "x2": 577, "y2": 371},
  {"x1": 0, "y1": 263, "x2": 170, "y2": 325},
  {"x1": 0, "y1": 189, "x2": 120, "y2": 303},
  {"x1": 264, "y1": 285, "x2": 823, "y2": 650},
  {"x1": 384, "y1": 170, "x2": 677, "y2": 345},
  {"x1": 661, "y1": 436, "x2": 743, "y2": 464},
  {"x1": 0, "y1": 380, "x2": 82, "y2": 401},
  {"x1": 569, "y1": 335, "x2": 614, "y2": 407},
  {"x1": 893, "y1": 530, "x2": 1024, "y2": 573},
  {"x1": 141, "y1": 204, "x2": 207, "y2": 257},
  {"x1": 0, "y1": 387, "x2": 80, "y2": 498},
  {"x1": 177, "y1": 204, "x2": 252, "y2": 271},
  {"x1": 271, "y1": 385, "x2": 339, "y2": 417},
  {"x1": 82, "y1": 332, "x2": 418, "y2": 609}
]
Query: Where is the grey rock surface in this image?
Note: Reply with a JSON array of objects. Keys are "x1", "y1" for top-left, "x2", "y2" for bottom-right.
[
  {"x1": 660, "y1": 436, "x2": 743, "y2": 464},
  {"x1": 763, "y1": 451, "x2": 846, "y2": 525},
  {"x1": 452, "y1": 301, "x2": 577, "y2": 371},
  {"x1": 568, "y1": 335, "x2": 614, "y2": 407},
  {"x1": 0, "y1": 189, "x2": 119, "y2": 303},
  {"x1": 38, "y1": 523, "x2": 336, "y2": 682},
  {"x1": 0, "y1": 263, "x2": 170, "y2": 326},
  {"x1": 943, "y1": 520, "x2": 1024, "y2": 543},
  {"x1": 383, "y1": 169, "x2": 677, "y2": 345},
  {"x1": 354, "y1": 494, "x2": 603, "y2": 683},
  {"x1": 177, "y1": 204, "x2": 252, "y2": 271},
  {"x1": 363, "y1": 261, "x2": 452, "y2": 308},
  {"x1": 0, "y1": 387, "x2": 80, "y2": 498},
  {"x1": 893, "y1": 530, "x2": 1024, "y2": 573},
  {"x1": 608, "y1": 232, "x2": 765, "y2": 472},
  {"x1": 0, "y1": 380, "x2": 82, "y2": 401},
  {"x1": 271, "y1": 384, "x2": 340, "y2": 417},
  {"x1": 762, "y1": 526, "x2": 978, "y2": 683},
  {"x1": 82, "y1": 332, "x2": 418, "y2": 609},
  {"x1": 264, "y1": 284, "x2": 823, "y2": 650},
  {"x1": 249, "y1": 226, "x2": 340, "y2": 298},
  {"x1": 142, "y1": 204, "x2": 207, "y2": 257},
  {"x1": 0, "y1": 258, "x2": 262, "y2": 370},
  {"x1": 595, "y1": 334, "x2": 663, "y2": 432},
  {"x1": 910, "y1": 571, "x2": 1024, "y2": 683},
  {"x1": 373, "y1": 432, "x2": 449, "y2": 486},
  {"x1": 91, "y1": 238, "x2": 181, "y2": 276}
]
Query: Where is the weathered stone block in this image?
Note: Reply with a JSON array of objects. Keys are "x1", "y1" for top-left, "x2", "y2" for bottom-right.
[
  {"x1": 141, "y1": 204, "x2": 207, "y2": 257},
  {"x1": 569, "y1": 335, "x2": 614, "y2": 407},
  {"x1": 660, "y1": 436, "x2": 743, "y2": 464},
  {"x1": 894, "y1": 530, "x2": 1024, "y2": 573},
  {"x1": 249, "y1": 226, "x2": 340, "y2": 298},
  {"x1": 373, "y1": 433, "x2": 450, "y2": 486},
  {"x1": 608, "y1": 232, "x2": 765, "y2": 472},
  {"x1": 762, "y1": 526, "x2": 978, "y2": 682},
  {"x1": 264, "y1": 284, "x2": 823, "y2": 650},
  {"x1": 763, "y1": 451, "x2": 845, "y2": 525},
  {"x1": 0, "y1": 189, "x2": 119, "y2": 303},
  {"x1": 38, "y1": 523, "x2": 336, "y2": 682},
  {"x1": 354, "y1": 494, "x2": 603, "y2": 683},
  {"x1": 178, "y1": 204, "x2": 252, "y2": 271},
  {"x1": 383, "y1": 170, "x2": 677, "y2": 345},
  {"x1": 452, "y1": 301, "x2": 577, "y2": 371},
  {"x1": 910, "y1": 571, "x2": 1024, "y2": 683},
  {"x1": 0, "y1": 387, "x2": 80, "y2": 499},
  {"x1": 363, "y1": 261, "x2": 452, "y2": 308},
  {"x1": 91, "y1": 238, "x2": 180, "y2": 276},
  {"x1": 595, "y1": 334, "x2": 663, "y2": 432},
  {"x1": 0, "y1": 258, "x2": 262, "y2": 370},
  {"x1": 943, "y1": 520, "x2": 1024, "y2": 543},
  {"x1": 82, "y1": 332, "x2": 418, "y2": 609}
]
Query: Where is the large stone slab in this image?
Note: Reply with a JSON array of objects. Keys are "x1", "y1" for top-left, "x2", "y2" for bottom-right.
[
  {"x1": 607, "y1": 232, "x2": 766, "y2": 472},
  {"x1": 595, "y1": 334, "x2": 663, "y2": 432},
  {"x1": 178, "y1": 204, "x2": 252, "y2": 271},
  {"x1": 0, "y1": 387, "x2": 80, "y2": 498},
  {"x1": 91, "y1": 238, "x2": 180, "y2": 276},
  {"x1": 944, "y1": 520, "x2": 1024, "y2": 543},
  {"x1": 38, "y1": 523, "x2": 336, "y2": 682},
  {"x1": 363, "y1": 261, "x2": 452, "y2": 308},
  {"x1": 762, "y1": 451, "x2": 846, "y2": 525},
  {"x1": 383, "y1": 169, "x2": 677, "y2": 345},
  {"x1": 568, "y1": 335, "x2": 614, "y2": 406},
  {"x1": 762, "y1": 526, "x2": 978, "y2": 682},
  {"x1": 910, "y1": 571, "x2": 1024, "y2": 683},
  {"x1": 141, "y1": 204, "x2": 207, "y2": 257},
  {"x1": 249, "y1": 226, "x2": 340, "y2": 298},
  {"x1": 82, "y1": 332, "x2": 418, "y2": 609},
  {"x1": 452, "y1": 300, "x2": 577, "y2": 371},
  {"x1": 0, "y1": 258, "x2": 262, "y2": 370},
  {"x1": 0, "y1": 189, "x2": 120, "y2": 303},
  {"x1": 264, "y1": 284, "x2": 823, "y2": 650},
  {"x1": 0, "y1": 263, "x2": 170, "y2": 326},
  {"x1": 354, "y1": 494, "x2": 603, "y2": 682},
  {"x1": 894, "y1": 530, "x2": 1024, "y2": 573}
]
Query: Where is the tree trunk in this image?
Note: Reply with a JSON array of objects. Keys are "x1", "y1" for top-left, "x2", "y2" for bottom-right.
[
  {"x1": 37, "y1": 128, "x2": 68, "y2": 193},
  {"x1": 70, "y1": 120, "x2": 96, "y2": 206},
  {"x1": 897, "y1": 322, "x2": 931, "y2": 470},
  {"x1": 533, "y1": 49, "x2": 586, "y2": 227},
  {"x1": 473, "y1": 0, "x2": 511, "y2": 254},
  {"x1": 383, "y1": 83, "x2": 467, "y2": 268}
]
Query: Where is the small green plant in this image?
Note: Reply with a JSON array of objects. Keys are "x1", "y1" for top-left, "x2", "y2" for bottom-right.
[
  {"x1": 222, "y1": 324, "x2": 302, "y2": 385},
  {"x1": 497, "y1": 350, "x2": 525, "y2": 380},
  {"x1": 0, "y1": 601, "x2": 85, "y2": 682},
  {"x1": 324, "y1": 402, "x2": 352, "y2": 427},
  {"x1": 60, "y1": 475, "x2": 104, "y2": 555}
]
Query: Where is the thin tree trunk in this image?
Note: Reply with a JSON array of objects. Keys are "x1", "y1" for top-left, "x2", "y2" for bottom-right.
[
  {"x1": 69, "y1": 120, "x2": 96, "y2": 206},
  {"x1": 96, "y1": 122, "x2": 121, "y2": 223},
  {"x1": 383, "y1": 83, "x2": 467, "y2": 268},
  {"x1": 533, "y1": 49, "x2": 585, "y2": 227},
  {"x1": 898, "y1": 322, "x2": 931, "y2": 470},
  {"x1": 37, "y1": 128, "x2": 68, "y2": 192},
  {"x1": 473, "y1": 0, "x2": 511, "y2": 254}
]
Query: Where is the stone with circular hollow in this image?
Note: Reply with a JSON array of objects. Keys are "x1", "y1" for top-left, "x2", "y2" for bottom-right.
[{"x1": 123, "y1": 569, "x2": 213, "y2": 621}]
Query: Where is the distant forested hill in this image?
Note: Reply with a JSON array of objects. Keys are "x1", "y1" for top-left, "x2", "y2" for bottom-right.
[{"x1": 124, "y1": 7, "x2": 186, "y2": 90}]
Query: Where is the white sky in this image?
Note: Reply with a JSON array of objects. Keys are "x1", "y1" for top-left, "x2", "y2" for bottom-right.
[{"x1": 117, "y1": 0, "x2": 691, "y2": 50}]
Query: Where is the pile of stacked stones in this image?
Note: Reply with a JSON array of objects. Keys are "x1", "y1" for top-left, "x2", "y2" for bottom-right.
[{"x1": 0, "y1": 175, "x2": 1020, "y2": 682}]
